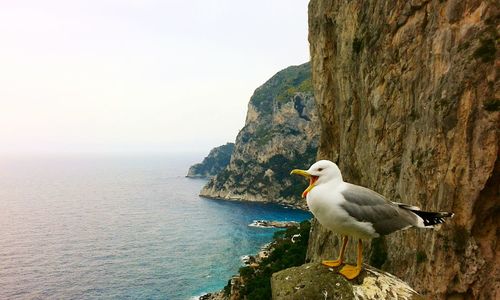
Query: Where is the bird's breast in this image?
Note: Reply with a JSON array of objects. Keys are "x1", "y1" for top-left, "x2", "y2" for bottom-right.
[
  {"x1": 306, "y1": 185, "x2": 346, "y2": 223},
  {"x1": 306, "y1": 183, "x2": 378, "y2": 239}
]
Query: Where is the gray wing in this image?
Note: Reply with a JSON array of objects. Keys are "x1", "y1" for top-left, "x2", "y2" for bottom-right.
[{"x1": 340, "y1": 183, "x2": 417, "y2": 236}]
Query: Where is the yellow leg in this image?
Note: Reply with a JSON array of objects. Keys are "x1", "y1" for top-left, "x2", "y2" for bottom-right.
[
  {"x1": 339, "y1": 239, "x2": 363, "y2": 280},
  {"x1": 322, "y1": 236, "x2": 348, "y2": 267}
]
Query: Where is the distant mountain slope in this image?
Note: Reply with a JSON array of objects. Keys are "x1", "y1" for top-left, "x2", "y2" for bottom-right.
[
  {"x1": 200, "y1": 62, "x2": 319, "y2": 208},
  {"x1": 186, "y1": 143, "x2": 234, "y2": 178}
]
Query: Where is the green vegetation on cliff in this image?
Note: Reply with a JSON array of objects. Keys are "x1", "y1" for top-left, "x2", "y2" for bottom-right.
[
  {"x1": 187, "y1": 143, "x2": 234, "y2": 178},
  {"x1": 225, "y1": 220, "x2": 311, "y2": 300},
  {"x1": 250, "y1": 62, "x2": 312, "y2": 112},
  {"x1": 200, "y1": 62, "x2": 319, "y2": 208}
]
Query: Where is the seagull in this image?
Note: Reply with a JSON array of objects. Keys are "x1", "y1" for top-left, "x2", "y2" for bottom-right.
[{"x1": 291, "y1": 160, "x2": 454, "y2": 280}]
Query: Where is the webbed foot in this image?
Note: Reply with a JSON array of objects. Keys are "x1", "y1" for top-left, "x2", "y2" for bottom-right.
[
  {"x1": 321, "y1": 259, "x2": 342, "y2": 267},
  {"x1": 339, "y1": 264, "x2": 362, "y2": 280}
]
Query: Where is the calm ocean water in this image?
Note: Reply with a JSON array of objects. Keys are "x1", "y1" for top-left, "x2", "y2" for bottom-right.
[{"x1": 0, "y1": 154, "x2": 311, "y2": 300}]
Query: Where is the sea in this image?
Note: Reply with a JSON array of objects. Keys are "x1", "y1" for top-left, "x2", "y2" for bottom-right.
[{"x1": 0, "y1": 154, "x2": 312, "y2": 300}]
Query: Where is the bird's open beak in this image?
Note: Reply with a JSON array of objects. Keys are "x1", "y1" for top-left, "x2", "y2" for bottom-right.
[{"x1": 290, "y1": 169, "x2": 318, "y2": 198}]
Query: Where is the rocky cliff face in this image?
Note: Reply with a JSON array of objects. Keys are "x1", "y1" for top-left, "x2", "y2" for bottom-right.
[
  {"x1": 187, "y1": 143, "x2": 234, "y2": 178},
  {"x1": 306, "y1": 0, "x2": 498, "y2": 299},
  {"x1": 200, "y1": 62, "x2": 320, "y2": 208}
]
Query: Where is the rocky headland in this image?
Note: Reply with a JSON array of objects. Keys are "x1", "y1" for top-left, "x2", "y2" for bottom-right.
[
  {"x1": 187, "y1": 143, "x2": 234, "y2": 178},
  {"x1": 200, "y1": 62, "x2": 320, "y2": 209}
]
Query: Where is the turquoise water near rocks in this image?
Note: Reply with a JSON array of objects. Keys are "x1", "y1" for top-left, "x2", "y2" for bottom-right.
[{"x1": 0, "y1": 154, "x2": 311, "y2": 299}]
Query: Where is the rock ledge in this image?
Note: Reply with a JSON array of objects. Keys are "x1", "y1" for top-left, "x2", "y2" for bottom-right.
[{"x1": 271, "y1": 263, "x2": 423, "y2": 300}]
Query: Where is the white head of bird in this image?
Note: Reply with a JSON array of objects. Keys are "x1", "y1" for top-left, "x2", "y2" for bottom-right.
[{"x1": 290, "y1": 160, "x2": 342, "y2": 198}]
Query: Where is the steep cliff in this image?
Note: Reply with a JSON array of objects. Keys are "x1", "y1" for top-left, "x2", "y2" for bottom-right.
[
  {"x1": 200, "y1": 62, "x2": 320, "y2": 208},
  {"x1": 187, "y1": 143, "x2": 234, "y2": 178},
  {"x1": 306, "y1": 0, "x2": 498, "y2": 299}
]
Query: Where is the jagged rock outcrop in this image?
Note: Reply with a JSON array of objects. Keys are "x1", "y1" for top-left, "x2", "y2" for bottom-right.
[
  {"x1": 199, "y1": 291, "x2": 227, "y2": 300},
  {"x1": 307, "y1": 0, "x2": 498, "y2": 299},
  {"x1": 271, "y1": 263, "x2": 423, "y2": 300},
  {"x1": 200, "y1": 62, "x2": 320, "y2": 208},
  {"x1": 248, "y1": 220, "x2": 299, "y2": 228},
  {"x1": 187, "y1": 143, "x2": 234, "y2": 178}
]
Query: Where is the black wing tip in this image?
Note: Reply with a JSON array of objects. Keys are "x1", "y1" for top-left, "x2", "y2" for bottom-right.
[{"x1": 412, "y1": 210, "x2": 454, "y2": 227}]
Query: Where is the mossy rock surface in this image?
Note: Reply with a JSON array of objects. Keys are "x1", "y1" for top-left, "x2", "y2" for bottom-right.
[{"x1": 271, "y1": 263, "x2": 424, "y2": 300}]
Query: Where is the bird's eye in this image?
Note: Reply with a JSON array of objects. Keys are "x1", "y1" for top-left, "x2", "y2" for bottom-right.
[{"x1": 317, "y1": 168, "x2": 323, "y2": 171}]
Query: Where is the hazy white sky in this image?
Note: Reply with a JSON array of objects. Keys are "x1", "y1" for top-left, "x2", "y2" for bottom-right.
[{"x1": 0, "y1": 0, "x2": 310, "y2": 155}]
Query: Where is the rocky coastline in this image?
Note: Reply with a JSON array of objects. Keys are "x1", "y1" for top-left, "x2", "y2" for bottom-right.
[
  {"x1": 187, "y1": 143, "x2": 234, "y2": 178},
  {"x1": 199, "y1": 63, "x2": 319, "y2": 209},
  {"x1": 198, "y1": 221, "x2": 310, "y2": 300},
  {"x1": 248, "y1": 220, "x2": 299, "y2": 229},
  {"x1": 200, "y1": 193, "x2": 309, "y2": 211}
]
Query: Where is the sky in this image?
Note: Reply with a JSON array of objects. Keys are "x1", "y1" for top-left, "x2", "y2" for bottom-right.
[{"x1": 0, "y1": 0, "x2": 310, "y2": 155}]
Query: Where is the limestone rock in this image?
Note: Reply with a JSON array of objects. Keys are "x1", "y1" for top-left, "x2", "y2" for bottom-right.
[
  {"x1": 199, "y1": 291, "x2": 228, "y2": 300},
  {"x1": 307, "y1": 0, "x2": 498, "y2": 298},
  {"x1": 187, "y1": 143, "x2": 234, "y2": 178},
  {"x1": 248, "y1": 220, "x2": 299, "y2": 228},
  {"x1": 271, "y1": 263, "x2": 423, "y2": 300},
  {"x1": 200, "y1": 62, "x2": 320, "y2": 208}
]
